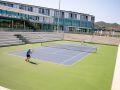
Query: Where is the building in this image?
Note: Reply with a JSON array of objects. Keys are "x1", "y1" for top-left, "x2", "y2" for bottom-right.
[{"x1": 0, "y1": 0, "x2": 95, "y2": 32}]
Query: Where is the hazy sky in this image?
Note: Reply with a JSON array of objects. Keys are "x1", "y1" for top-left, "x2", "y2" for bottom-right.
[{"x1": 3, "y1": 0, "x2": 120, "y2": 24}]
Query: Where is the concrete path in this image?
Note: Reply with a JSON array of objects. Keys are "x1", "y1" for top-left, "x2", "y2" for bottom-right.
[
  {"x1": 111, "y1": 44, "x2": 120, "y2": 90},
  {"x1": 0, "y1": 86, "x2": 10, "y2": 90}
]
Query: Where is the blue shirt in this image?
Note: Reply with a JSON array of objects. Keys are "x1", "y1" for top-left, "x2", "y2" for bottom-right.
[{"x1": 26, "y1": 49, "x2": 32, "y2": 55}]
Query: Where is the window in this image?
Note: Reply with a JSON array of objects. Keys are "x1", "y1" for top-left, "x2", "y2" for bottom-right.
[
  {"x1": 39, "y1": 8, "x2": 43, "y2": 13},
  {"x1": 64, "y1": 12, "x2": 69, "y2": 18},
  {"x1": 39, "y1": 16, "x2": 43, "y2": 22},
  {"x1": 61, "y1": 12, "x2": 64, "y2": 18},
  {"x1": 8, "y1": 3, "x2": 13, "y2": 7},
  {"x1": 69, "y1": 13, "x2": 73, "y2": 18},
  {"x1": 19, "y1": 5, "x2": 26, "y2": 10},
  {"x1": 28, "y1": 6, "x2": 33, "y2": 12},
  {"x1": 0, "y1": 2, "x2": 13, "y2": 7},
  {"x1": 91, "y1": 17, "x2": 94, "y2": 22},
  {"x1": 86, "y1": 16, "x2": 88, "y2": 21},
  {"x1": 74, "y1": 14, "x2": 77, "y2": 19},
  {"x1": 49, "y1": 9, "x2": 54, "y2": 16},
  {"x1": 54, "y1": 11, "x2": 59, "y2": 17},
  {"x1": 80, "y1": 15, "x2": 85, "y2": 21},
  {"x1": 0, "y1": 9, "x2": 1, "y2": 15},
  {"x1": 2, "y1": 10, "x2": 7, "y2": 15},
  {"x1": 0, "y1": 2, "x2": 6, "y2": 6},
  {"x1": 45, "y1": 9, "x2": 50, "y2": 15}
]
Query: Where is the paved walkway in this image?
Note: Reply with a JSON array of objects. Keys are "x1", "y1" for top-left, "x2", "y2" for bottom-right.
[{"x1": 111, "y1": 44, "x2": 120, "y2": 90}]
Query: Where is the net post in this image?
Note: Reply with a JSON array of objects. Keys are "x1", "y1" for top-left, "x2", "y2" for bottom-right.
[{"x1": 41, "y1": 42, "x2": 43, "y2": 46}]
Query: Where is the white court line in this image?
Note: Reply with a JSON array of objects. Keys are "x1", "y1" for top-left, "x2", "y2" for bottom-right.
[
  {"x1": 60, "y1": 52, "x2": 86, "y2": 64},
  {"x1": 111, "y1": 44, "x2": 120, "y2": 90},
  {"x1": 7, "y1": 53, "x2": 25, "y2": 58},
  {"x1": 0, "y1": 86, "x2": 10, "y2": 90}
]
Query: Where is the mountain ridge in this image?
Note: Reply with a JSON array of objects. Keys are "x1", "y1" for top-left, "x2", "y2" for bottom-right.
[{"x1": 95, "y1": 21, "x2": 120, "y2": 31}]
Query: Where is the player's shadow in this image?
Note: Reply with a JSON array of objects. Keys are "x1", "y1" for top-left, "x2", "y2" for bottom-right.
[{"x1": 28, "y1": 61, "x2": 38, "y2": 65}]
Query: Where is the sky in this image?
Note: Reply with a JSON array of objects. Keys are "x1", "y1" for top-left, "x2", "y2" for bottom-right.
[{"x1": 3, "y1": 0, "x2": 120, "y2": 24}]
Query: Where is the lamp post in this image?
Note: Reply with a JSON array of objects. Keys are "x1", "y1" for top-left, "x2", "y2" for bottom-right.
[{"x1": 57, "y1": 0, "x2": 61, "y2": 32}]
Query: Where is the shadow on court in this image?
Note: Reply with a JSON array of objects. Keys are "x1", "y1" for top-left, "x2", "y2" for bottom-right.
[{"x1": 28, "y1": 61, "x2": 39, "y2": 65}]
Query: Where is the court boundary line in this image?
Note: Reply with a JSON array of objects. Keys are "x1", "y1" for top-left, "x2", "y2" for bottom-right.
[
  {"x1": 111, "y1": 44, "x2": 120, "y2": 90},
  {"x1": 60, "y1": 52, "x2": 86, "y2": 64},
  {"x1": 68, "y1": 52, "x2": 94, "y2": 66}
]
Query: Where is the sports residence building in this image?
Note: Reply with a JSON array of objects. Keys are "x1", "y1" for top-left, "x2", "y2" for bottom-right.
[{"x1": 0, "y1": 0, "x2": 95, "y2": 32}]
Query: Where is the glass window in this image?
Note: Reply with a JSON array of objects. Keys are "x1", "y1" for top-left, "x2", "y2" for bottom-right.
[
  {"x1": 37, "y1": 16, "x2": 39, "y2": 21},
  {"x1": 0, "y1": 9, "x2": 2, "y2": 15},
  {"x1": 19, "y1": 5, "x2": 26, "y2": 10},
  {"x1": 74, "y1": 14, "x2": 77, "y2": 19},
  {"x1": 39, "y1": 8, "x2": 43, "y2": 13},
  {"x1": 0, "y1": 2, "x2": 6, "y2": 6},
  {"x1": 13, "y1": 12, "x2": 18, "y2": 18},
  {"x1": 85, "y1": 16, "x2": 88, "y2": 21},
  {"x1": 8, "y1": 3, "x2": 13, "y2": 7},
  {"x1": 42, "y1": 9, "x2": 44, "y2": 14},
  {"x1": 60, "y1": 12, "x2": 64, "y2": 18},
  {"x1": 44, "y1": 9, "x2": 49, "y2": 15},
  {"x1": 54, "y1": 11, "x2": 59, "y2": 17},
  {"x1": 28, "y1": 6, "x2": 33, "y2": 12},
  {"x1": 2, "y1": 10, "x2": 7, "y2": 15},
  {"x1": 39, "y1": 16, "x2": 43, "y2": 22},
  {"x1": 91, "y1": 17, "x2": 94, "y2": 22},
  {"x1": 69, "y1": 13, "x2": 72, "y2": 18},
  {"x1": 80, "y1": 15, "x2": 85, "y2": 21}
]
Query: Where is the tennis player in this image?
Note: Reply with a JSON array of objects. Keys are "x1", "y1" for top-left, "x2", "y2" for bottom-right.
[{"x1": 25, "y1": 49, "x2": 32, "y2": 62}]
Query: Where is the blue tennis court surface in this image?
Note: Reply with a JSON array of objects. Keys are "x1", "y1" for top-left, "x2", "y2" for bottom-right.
[{"x1": 9, "y1": 44, "x2": 96, "y2": 65}]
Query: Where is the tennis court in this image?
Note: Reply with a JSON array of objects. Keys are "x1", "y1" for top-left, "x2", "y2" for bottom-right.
[
  {"x1": 9, "y1": 42, "x2": 97, "y2": 65},
  {"x1": 0, "y1": 40, "x2": 117, "y2": 90}
]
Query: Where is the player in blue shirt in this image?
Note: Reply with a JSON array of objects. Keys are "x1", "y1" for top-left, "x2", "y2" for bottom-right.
[{"x1": 25, "y1": 49, "x2": 32, "y2": 62}]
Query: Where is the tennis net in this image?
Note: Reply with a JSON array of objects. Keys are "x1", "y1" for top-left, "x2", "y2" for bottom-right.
[{"x1": 41, "y1": 41, "x2": 97, "y2": 53}]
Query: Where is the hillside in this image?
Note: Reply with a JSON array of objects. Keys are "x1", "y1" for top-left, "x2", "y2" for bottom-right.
[{"x1": 95, "y1": 21, "x2": 120, "y2": 31}]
